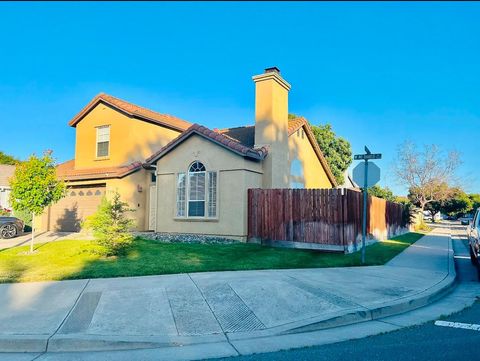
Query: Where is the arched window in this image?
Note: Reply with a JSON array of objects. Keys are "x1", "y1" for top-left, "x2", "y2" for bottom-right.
[
  {"x1": 189, "y1": 161, "x2": 206, "y2": 173},
  {"x1": 176, "y1": 161, "x2": 217, "y2": 218},
  {"x1": 188, "y1": 161, "x2": 206, "y2": 217}
]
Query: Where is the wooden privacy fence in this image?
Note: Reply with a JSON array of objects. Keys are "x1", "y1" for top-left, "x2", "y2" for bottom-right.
[{"x1": 247, "y1": 188, "x2": 409, "y2": 253}]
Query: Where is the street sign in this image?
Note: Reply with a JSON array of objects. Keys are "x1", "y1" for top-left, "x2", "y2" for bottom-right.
[
  {"x1": 354, "y1": 153, "x2": 382, "y2": 160},
  {"x1": 352, "y1": 161, "x2": 380, "y2": 188},
  {"x1": 353, "y1": 146, "x2": 381, "y2": 265}
]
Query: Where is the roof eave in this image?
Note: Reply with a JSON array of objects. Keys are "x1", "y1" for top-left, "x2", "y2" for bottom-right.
[
  {"x1": 68, "y1": 97, "x2": 188, "y2": 133},
  {"x1": 58, "y1": 163, "x2": 143, "y2": 182},
  {"x1": 146, "y1": 128, "x2": 267, "y2": 165}
]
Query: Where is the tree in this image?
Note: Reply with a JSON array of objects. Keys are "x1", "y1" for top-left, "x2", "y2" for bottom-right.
[
  {"x1": 442, "y1": 188, "x2": 473, "y2": 218},
  {"x1": 469, "y1": 194, "x2": 480, "y2": 212},
  {"x1": 83, "y1": 191, "x2": 135, "y2": 256},
  {"x1": 9, "y1": 151, "x2": 65, "y2": 252},
  {"x1": 0, "y1": 151, "x2": 19, "y2": 165},
  {"x1": 368, "y1": 185, "x2": 397, "y2": 202},
  {"x1": 394, "y1": 196, "x2": 411, "y2": 206},
  {"x1": 408, "y1": 182, "x2": 453, "y2": 216},
  {"x1": 310, "y1": 123, "x2": 352, "y2": 185},
  {"x1": 394, "y1": 142, "x2": 461, "y2": 213},
  {"x1": 424, "y1": 200, "x2": 443, "y2": 222}
]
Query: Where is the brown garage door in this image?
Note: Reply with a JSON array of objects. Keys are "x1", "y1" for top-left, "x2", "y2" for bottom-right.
[{"x1": 45, "y1": 184, "x2": 106, "y2": 232}]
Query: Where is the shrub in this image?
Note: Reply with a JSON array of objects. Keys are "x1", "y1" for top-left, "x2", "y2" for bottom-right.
[
  {"x1": 414, "y1": 220, "x2": 432, "y2": 233},
  {"x1": 83, "y1": 191, "x2": 135, "y2": 256},
  {"x1": 401, "y1": 203, "x2": 416, "y2": 228}
]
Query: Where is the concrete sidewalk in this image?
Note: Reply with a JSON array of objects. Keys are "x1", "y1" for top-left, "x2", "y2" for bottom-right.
[{"x1": 0, "y1": 227, "x2": 456, "y2": 355}]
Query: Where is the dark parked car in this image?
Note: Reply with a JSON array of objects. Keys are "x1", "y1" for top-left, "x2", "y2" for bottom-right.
[
  {"x1": 460, "y1": 215, "x2": 473, "y2": 225},
  {"x1": 0, "y1": 217, "x2": 24, "y2": 239}
]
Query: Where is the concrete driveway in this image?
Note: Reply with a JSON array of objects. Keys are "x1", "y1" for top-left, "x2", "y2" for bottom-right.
[
  {"x1": 0, "y1": 232, "x2": 33, "y2": 249},
  {"x1": 0, "y1": 231, "x2": 92, "y2": 250}
]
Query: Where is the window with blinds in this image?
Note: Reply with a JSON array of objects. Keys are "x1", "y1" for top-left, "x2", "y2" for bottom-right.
[
  {"x1": 175, "y1": 161, "x2": 217, "y2": 219},
  {"x1": 188, "y1": 167, "x2": 206, "y2": 217},
  {"x1": 176, "y1": 173, "x2": 186, "y2": 217},
  {"x1": 96, "y1": 125, "x2": 110, "y2": 157},
  {"x1": 208, "y1": 171, "x2": 217, "y2": 217}
]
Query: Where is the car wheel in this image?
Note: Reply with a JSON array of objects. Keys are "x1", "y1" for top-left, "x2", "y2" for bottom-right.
[
  {"x1": 0, "y1": 224, "x2": 17, "y2": 239},
  {"x1": 470, "y1": 245, "x2": 477, "y2": 266}
]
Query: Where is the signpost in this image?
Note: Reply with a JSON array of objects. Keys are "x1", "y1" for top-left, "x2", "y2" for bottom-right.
[{"x1": 352, "y1": 146, "x2": 382, "y2": 264}]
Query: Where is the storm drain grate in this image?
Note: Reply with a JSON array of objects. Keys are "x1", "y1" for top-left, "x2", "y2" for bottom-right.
[{"x1": 201, "y1": 283, "x2": 265, "y2": 333}]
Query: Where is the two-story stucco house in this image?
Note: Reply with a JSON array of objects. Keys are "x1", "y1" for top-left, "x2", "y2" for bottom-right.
[{"x1": 39, "y1": 68, "x2": 337, "y2": 240}]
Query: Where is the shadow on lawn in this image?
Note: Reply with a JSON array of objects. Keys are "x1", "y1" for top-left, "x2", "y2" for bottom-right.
[
  {"x1": 0, "y1": 258, "x2": 28, "y2": 283},
  {"x1": 58, "y1": 239, "x2": 166, "y2": 281}
]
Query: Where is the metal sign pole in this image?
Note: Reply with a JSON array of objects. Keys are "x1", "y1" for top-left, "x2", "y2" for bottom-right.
[
  {"x1": 361, "y1": 159, "x2": 368, "y2": 264},
  {"x1": 353, "y1": 146, "x2": 381, "y2": 265}
]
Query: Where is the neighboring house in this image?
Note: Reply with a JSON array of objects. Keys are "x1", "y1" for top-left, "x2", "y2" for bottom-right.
[
  {"x1": 0, "y1": 165, "x2": 15, "y2": 210},
  {"x1": 40, "y1": 67, "x2": 337, "y2": 240}
]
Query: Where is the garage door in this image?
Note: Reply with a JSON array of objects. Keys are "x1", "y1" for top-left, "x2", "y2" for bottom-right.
[{"x1": 45, "y1": 184, "x2": 106, "y2": 232}]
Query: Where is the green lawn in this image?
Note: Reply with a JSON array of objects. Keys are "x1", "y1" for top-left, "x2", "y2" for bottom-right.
[{"x1": 0, "y1": 232, "x2": 424, "y2": 283}]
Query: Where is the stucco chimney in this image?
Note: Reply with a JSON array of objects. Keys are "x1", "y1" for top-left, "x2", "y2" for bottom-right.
[{"x1": 252, "y1": 67, "x2": 291, "y2": 188}]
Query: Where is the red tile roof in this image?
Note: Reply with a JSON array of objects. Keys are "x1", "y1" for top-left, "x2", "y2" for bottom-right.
[
  {"x1": 218, "y1": 126, "x2": 255, "y2": 148},
  {"x1": 56, "y1": 159, "x2": 143, "y2": 181},
  {"x1": 64, "y1": 92, "x2": 335, "y2": 186},
  {"x1": 68, "y1": 93, "x2": 191, "y2": 132},
  {"x1": 218, "y1": 118, "x2": 315, "y2": 147},
  {"x1": 146, "y1": 124, "x2": 268, "y2": 164},
  {"x1": 218, "y1": 117, "x2": 337, "y2": 187},
  {"x1": 287, "y1": 117, "x2": 308, "y2": 135}
]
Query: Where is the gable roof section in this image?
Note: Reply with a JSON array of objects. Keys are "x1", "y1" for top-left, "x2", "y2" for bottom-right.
[
  {"x1": 219, "y1": 125, "x2": 255, "y2": 148},
  {"x1": 219, "y1": 118, "x2": 337, "y2": 187},
  {"x1": 288, "y1": 117, "x2": 337, "y2": 187},
  {"x1": 68, "y1": 93, "x2": 191, "y2": 132},
  {"x1": 145, "y1": 124, "x2": 268, "y2": 164},
  {"x1": 56, "y1": 159, "x2": 143, "y2": 181},
  {"x1": 219, "y1": 118, "x2": 320, "y2": 147}
]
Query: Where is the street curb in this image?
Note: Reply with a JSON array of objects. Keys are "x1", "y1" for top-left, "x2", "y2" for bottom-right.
[
  {"x1": 0, "y1": 233, "x2": 457, "y2": 354},
  {"x1": 47, "y1": 333, "x2": 228, "y2": 353},
  {"x1": 0, "y1": 335, "x2": 49, "y2": 353}
]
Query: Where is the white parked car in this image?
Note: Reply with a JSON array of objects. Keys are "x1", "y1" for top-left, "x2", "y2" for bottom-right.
[{"x1": 467, "y1": 208, "x2": 480, "y2": 279}]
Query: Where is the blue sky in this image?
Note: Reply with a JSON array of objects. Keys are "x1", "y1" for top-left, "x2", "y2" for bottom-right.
[{"x1": 1, "y1": 2, "x2": 479, "y2": 195}]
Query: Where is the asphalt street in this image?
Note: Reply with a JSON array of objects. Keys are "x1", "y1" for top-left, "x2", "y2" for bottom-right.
[{"x1": 209, "y1": 224, "x2": 480, "y2": 361}]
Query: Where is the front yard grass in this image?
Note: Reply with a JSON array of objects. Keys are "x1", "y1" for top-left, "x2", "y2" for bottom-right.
[{"x1": 0, "y1": 232, "x2": 424, "y2": 283}]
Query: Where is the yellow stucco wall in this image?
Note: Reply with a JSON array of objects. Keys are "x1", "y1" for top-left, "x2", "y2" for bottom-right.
[
  {"x1": 74, "y1": 104, "x2": 182, "y2": 169},
  {"x1": 107, "y1": 169, "x2": 150, "y2": 230},
  {"x1": 288, "y1": 126, "x2": 334, "y2": 189},
  {"x1": 155, "y1": 134, "x2": 263, "y2": 240},
  {"x1": 253, "y1": 72, "x2": 291, "y2": 188}
]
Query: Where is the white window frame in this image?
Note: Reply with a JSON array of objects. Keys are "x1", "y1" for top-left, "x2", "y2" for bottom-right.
[
  {"x1": 96, "y1": 125, "x2": 110, "y2": 158},
  {"x1": 175, "y1": 161, "x2": 218, "y2": 219},
  {"x1": 176, "y1": 172, "x2": 187, "y2": 217},
  {"x1": 207, "y1": 171, "x2": 217, "y2": 218}
]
